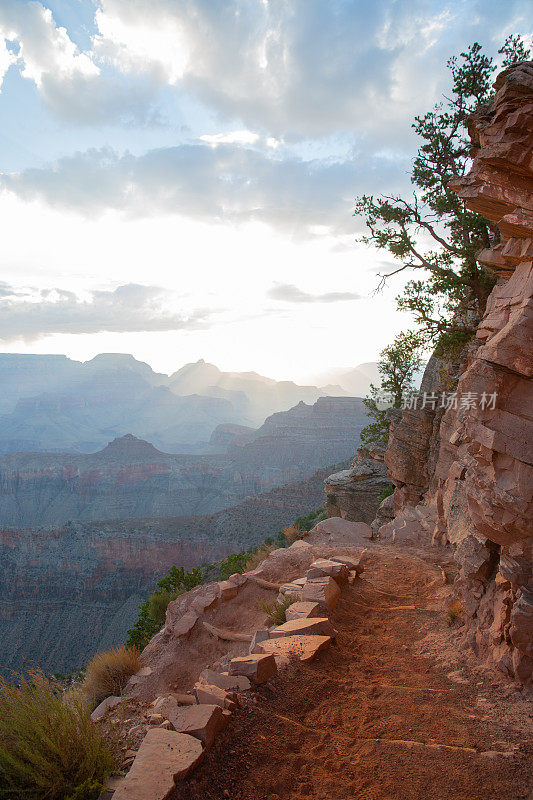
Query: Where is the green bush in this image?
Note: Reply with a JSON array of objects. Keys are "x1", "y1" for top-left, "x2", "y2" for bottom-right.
[
  {"x1": 378, "y1": 484, "x2": 394, "y2": 503},
  {"x1": 0, "y1": 671, "x2": 115, "y2": 800},
  {"x1": 80, "y1": 645, "x2": 141, "y2": 710},
  {"x1": 259, "y1": 594, "x2": 299, "y2": 626},
  {"x1": 65, "y1": 780, "x2": 104, "y2": 800}
]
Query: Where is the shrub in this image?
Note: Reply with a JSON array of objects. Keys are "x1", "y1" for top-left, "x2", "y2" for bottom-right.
[
  {"x1": 148, "y1": 589, "x2": 180, "y2": 628},
  {"x1": 219, "y1": 551, "x2": 251, "y2": 580},
  {"x1": 378, "y1": 484, "x2": 394, "y2": 503},
  {"x1": 0, "y1": 671, "x2": 115, "y2": 800},
  {"x1": 447, "y1": 600, "x2": 462, "y2": 626},
  {"x1": 81, "y1": 646, "x2": 141, "y2": 710},
  {"x1": 259, "y1": 594, "x2": 299, "y2": 626}
]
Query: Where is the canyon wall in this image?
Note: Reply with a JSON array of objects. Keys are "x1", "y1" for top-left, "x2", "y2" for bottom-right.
[
  {"x1": 0, "y1": 396, "x2": 366, "y2": 527},
  {"x1": 385, "y1": 62, "x2": 533, "y2": 683},
  {"x1": 0, "y1": 467, "x2": 328, "y2": 674}
]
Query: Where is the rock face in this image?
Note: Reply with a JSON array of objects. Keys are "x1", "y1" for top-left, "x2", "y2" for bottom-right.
[
  {"x1": 324, "y1": 445, "x2": 390, "y2": 523},
  {"x1": 228, "y1": 396, "x2": 368, "y2": 475},
  {"x1": 385, "y1": 62, "x2": 533, "y2": 683}
]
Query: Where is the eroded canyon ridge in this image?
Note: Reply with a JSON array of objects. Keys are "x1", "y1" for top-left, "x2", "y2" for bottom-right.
[{"x1": 329, "y1": 62, "x2": 532, "y2": 684}]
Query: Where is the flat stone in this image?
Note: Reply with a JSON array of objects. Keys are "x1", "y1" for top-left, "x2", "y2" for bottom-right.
[
  {"x1": 218, "y1": 580, "x2": 239, "y2": 601},
  {"x1": 329, "y1": 555, "x2": 361, "y2": 570},
  {"x1": 167, "y1": 704, "x2": 225, "y2": 749},
  {"x1": 306, "y1": 559, "x2": 349, "y2": 581},
  {"x1": 191, "y1": 592, "x2": 217, "y2": 614},
  {"x1": 171, "y1": 610, "x2": 198, "y2": 637},
  {"x1": 279, "y1": 583, "x2": 304, "y2": 595},
  {"x1": 301, "y1": 576, "x2": 342, "y2": 611},
  {"x1": 269, "y1": 618, "x2": 336, "y2": 639},
  {"x1": 285, "y1": 601, "x2": 322, "y2": 621},
  {"x1": 249, "y1": 630, "x2": 270, "y2": 653},
  {"x1": 194, "y1": 683, "x2": 231, "y2": 708},
  {"x1": 228, "y1": 573, "x2": 248, "y2": 587},
  {"x1": 199, "y1": 669, "x2": 251, "y2": 691},
  {"x1": 229, "y1": 653, "x2": 277, "y2": 684},
  {"x1": 112, "y1": 729, "x2": 204, "y2": 800},
  {"x1": 90, "y1": 695, "x2": 121, "y2": 722},
  {"x1": 253, "y1": 634, "x2": 332, "y2": 665}
]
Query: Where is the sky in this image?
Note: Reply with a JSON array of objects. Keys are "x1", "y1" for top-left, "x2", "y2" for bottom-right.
[{"x1": 0, "y1": 0, "x2": 530, "y2": 383}]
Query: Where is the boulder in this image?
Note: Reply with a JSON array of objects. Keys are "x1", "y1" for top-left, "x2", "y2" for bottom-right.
[
  {"x1": 301, "y1": 576, "x2": 341, "y2": 611},
  {"x1": 311, "y1": 516, "x2": 372, "y2": 540},
  {"x1": 112, "y1": 729, "x2": 204, "y2": 800},
  {"x1": 249, "y1": 630, "x2": 270, "y2": 653},
  {"x1": 166, "y1": 704, "x2": 226, "y2": 749},
  {"x1": 229, "y1": 653, "x2": 277, "y2": 684},
  {"x1": 228, "y1": 573, "x2": 248, "y2": 587},
  {"x1": 199, "y1": 668, "x2": 251, "y2": 692},
  {"x1": 253, "y1": 634, "x2": 332, "y2": 665},
  {"x1": 306, "y1": 559, "x2": 349, "y2": 582},
  {"x1": 193, "y1": 683, "x2": 233, "y2": 709},
  {"x1": 218, "y1": 580, "x2": 239, "y2": 601},
  {"x1": 329, "y1": 555, "x2": 362, "y2": 572},
  {"x1": 90, "y1": 695, "x2": 121, "y2": 722},
  {"x1": 269, "y1": 618, "x2": 336, "y2": 639},
  {"x1": 191, "y1": 592, "x2": 218, "y2": 614},
  {"x1": 285, "y1": 601, "x2": 321, "y2": 621}
]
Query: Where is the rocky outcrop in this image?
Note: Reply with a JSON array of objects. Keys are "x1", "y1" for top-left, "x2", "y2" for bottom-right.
[
  {"x1": 384, "y1": 62, "x2": 533, "y2": 684},
  {"x1": 324, "y1": 445, "x2": 390, "y2": 523}
]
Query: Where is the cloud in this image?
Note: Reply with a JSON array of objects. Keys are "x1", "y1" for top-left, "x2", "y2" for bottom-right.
[
  {"x1": 0, "y1": 142, "x2": 408, "y2": 235},
  {"x1": 0, "y1": 1, "x2": 160, "y2": 124},
  {"x1": 268, "y1": 283, "x2": 360, "y2": 304},
  {"x1": 93, "y1": 0, "x2": 532, "y2": 141},
  {"x1": 0, "y1": 282, "x2": 209, "y2": 342}
]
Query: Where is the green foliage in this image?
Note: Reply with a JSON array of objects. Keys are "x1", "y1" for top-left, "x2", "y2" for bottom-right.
[
  {"x1": 219, "y1": 551, "x2": 253, "y2": 580},
  {"x1": 354, "y1": 36, "x2": 530, "y2": 355},
  {"x1": 259, "y1": 594, "x2": 299, "y2": 626},
  {"x1": 378, "y1": 484, "x2": 394, "y2": 503},
  {"x1": 360, "y1": 330, "x2": 424, "y2": 446},
  {"x1": 65, "y1": 780, "x2": 104, "y2": 800},
  {"x1": 0, "y1": 671, "x2": 115, "y2": 800},
  {"x1": 126, "y1": 564, "x2": 205, "y2": 650},
  {"x1": 293, "y1": 507, "x2": 327, "y2": 532}
]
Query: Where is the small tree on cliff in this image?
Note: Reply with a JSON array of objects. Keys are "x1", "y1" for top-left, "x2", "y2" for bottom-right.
[
  {"x1": 360, "y1": 330, "x2": 424, "y2": 447},
  {"x1": 354, "y1": 35, "x2": 530, "y2": 355}
]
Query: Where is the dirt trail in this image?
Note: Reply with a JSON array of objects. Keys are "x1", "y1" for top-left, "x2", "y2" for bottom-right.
[{"x1": 173, "y1": 549, "x2": 532, "y2": 800}]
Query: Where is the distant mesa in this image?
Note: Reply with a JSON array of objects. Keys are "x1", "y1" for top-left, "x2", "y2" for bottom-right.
[{"x1": 98, "y1": 434, "x2": 166, "y2": 460}]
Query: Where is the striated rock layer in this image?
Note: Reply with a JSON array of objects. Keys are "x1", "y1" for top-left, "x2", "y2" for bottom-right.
[
  {"x1": 385, "y1": 62, "x2": 533, "y2": 683},
  {"x1": 324, "y1": 445, "x2": 390, "y2": 524}
]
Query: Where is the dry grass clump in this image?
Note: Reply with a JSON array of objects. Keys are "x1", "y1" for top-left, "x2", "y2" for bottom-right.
[
  {"x1": 0, "y1": 670, "x2": 115, "y2": 800},
  {"x1": 447, "y1": 599, "x2": 462, "y2": 626},
  {"x1": 81, "y1": 645, "x2": 141, "y2": 710},
  {"x1": 259, "y1": 594, "x2": 299, "y2": 626},
  {"x1": 283, "y1": 524, "x2": 306, "y2": 544}
]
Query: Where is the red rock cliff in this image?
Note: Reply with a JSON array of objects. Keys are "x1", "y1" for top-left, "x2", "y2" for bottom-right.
[{"x1": 384, "y1": 61, "x2": 533, "y2": 684}]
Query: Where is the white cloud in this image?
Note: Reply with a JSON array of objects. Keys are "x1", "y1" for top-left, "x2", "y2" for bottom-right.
[
  {"x1": 0, "y1": 282, "x2": 209, "y2": 341},
  {"x1": 200, "y1": 130, "x2": 260, "y2": 146},
  {"x1": 0, "y1": 141, "x2": 408, "y2": 235},
  {"x1": 268, "y1": 283, "x2": 360, "y2": 303}
]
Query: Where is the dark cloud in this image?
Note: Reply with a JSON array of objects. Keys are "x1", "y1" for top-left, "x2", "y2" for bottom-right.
[
  {"x1": 268, "y1": 283, "x2": 360, "y2": 304},
  {"x1": 0, "y1": 143, "x2": 408, "y2": 235},
  {"x1": 0, "y1": 283, "x2": 209, "y2": 342}
]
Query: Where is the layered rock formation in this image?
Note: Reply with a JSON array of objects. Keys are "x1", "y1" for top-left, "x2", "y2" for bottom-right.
[
  {"x1": 229, "y1": 396, "x2": 367, "y2": 475},
  {"x1": 384, "y1": 62, "x2": 533, "y2": 683},
  {"x1": 0, "y1": 467, "x2": 328, "y2": 673},
  {"x1": 0, "y1": 395, "x2": 366, "y2": 528},
  {"x1": 324, "y1": 445, "x2": 390, "y2": 524}
]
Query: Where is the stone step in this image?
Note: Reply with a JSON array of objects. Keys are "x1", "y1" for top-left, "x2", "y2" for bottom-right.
[
  {"x1": 301, "y1": 576, "x2": 341, "y2": 611},
  {"x1": 112, "y1": 728, "x2": 204, "y2": 800},
  {"x1": 285, "y1": 601, "x2": 321, "y2": 621},
  {"x1": 229, "y1": 653, "x2": 277, "y2": 684},
  {"x1": 253, "y1": 634, "x2": 332, "y2": 665},
  {"x1": 269, "y1": 617, "x2": 336, "y2": 639}
]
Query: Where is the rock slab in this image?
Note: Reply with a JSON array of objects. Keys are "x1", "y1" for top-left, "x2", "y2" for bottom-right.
[
  {"x1": 112, "y1": 728, "x2": 204, "y2": 800},
  {"x1": 229, "y1": 653, "x2": 277, "y2": 684}
]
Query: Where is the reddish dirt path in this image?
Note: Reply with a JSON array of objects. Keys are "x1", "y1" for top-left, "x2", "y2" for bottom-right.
[{"x1": 173, "y1": 550, "x2": 533, "y2": 800}]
